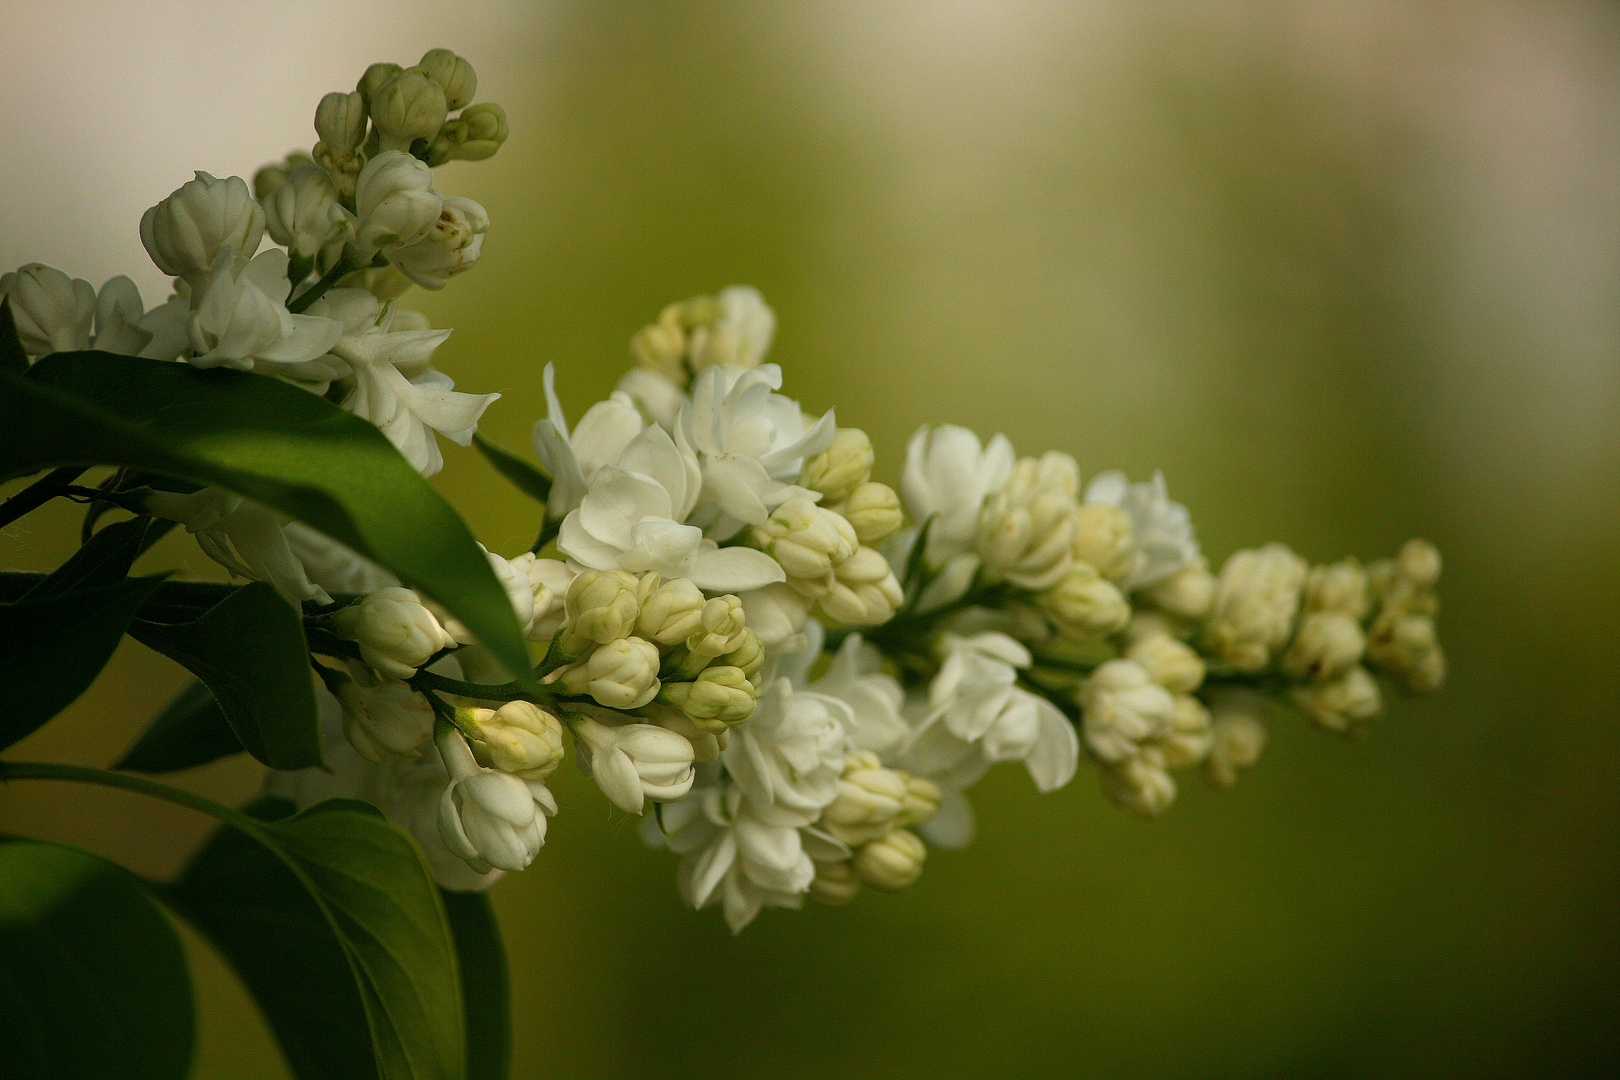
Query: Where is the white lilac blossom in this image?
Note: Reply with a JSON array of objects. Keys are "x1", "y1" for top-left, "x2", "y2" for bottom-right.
[{"x1": 27, "y1": 60, "x2": 1446, "y2": 939}]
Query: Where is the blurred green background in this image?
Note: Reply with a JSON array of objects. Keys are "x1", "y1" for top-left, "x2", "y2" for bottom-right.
[{"x1": 3, "y1": 2, "x2": 1617, "y2": 1077}]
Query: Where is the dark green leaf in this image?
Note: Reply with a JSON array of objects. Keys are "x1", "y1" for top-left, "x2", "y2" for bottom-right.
[
  {"x1": 116, "y1": 680, "x2": 245, "y2": 773},
  {"x1": 0, "y1": 352, "x2": 529, "y2": 678},
  {"x1": 125, "y1": 582, "x2": 320, "y2": 771},
  {"x1": 168, "y1": 798, "x2": 465, "y2": 1080},
  {"x1": 21, "y1": 516, "x2": 174, "y2": 601},
  {"x1": 473, "y1": 434, "x2": 551, "y2": 505},
  {"x1": 0, "y1": 297, "x2": 26, "y2": 375},
  {"x1": 0, "y1": 838, "x2": 194, "y2": 1080},
  {"x1": 441, "y1": 890, "x2": 509, "y2": 1080},
  {"x1": 0, "y1": 575, "x2": 168, "y2": 752}
]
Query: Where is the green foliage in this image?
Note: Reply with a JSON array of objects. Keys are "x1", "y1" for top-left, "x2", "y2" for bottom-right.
[
  {"x1": 21, "y1": 515, "x2": 173, "y2": 599},
  {"x1": 442, "y1": 890, "x2": 511, "y2": 1080},
  {"x1": 0, "y1": 838, "x2": 194, "y2": 1080},
  {"x1": 0, "y1": 575, "x2": 168, "y2": 752},
  {"x1": 473, "y1": 433, "x2": 552, "y2": 505},
  {"x1": 125, "y1": 582, "x2": 322, "y2": 771},
  {"x1": 116, "y1": 681, "x2": 245, "y2": 773},
  {"x1": 169, "y1": 798, "x2": 467, "y2": 1080},
  {"x1": 0, "y1": 351, "x2": 530, "y2": 678}
]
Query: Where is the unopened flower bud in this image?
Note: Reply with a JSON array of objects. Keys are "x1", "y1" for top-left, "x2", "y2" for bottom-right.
[
  {"x1": 436, "y1": 730, "x2": 551, "y2": 873},
  {"x1": 418, "y1": 48, "x2": 477, "y2": 110},
  {"x1": 557, "y1": 637, "x2": 661, "y2": 709},
  {"x1": 508, "y1": 552, "x2": 574, "y2": 642},
  {"x1": 572, "y1": 716, "x2": 696, "y2": 813},
  {"x1": 646, "y1": 707, "x2": 727, "y2": 762},
  {"x1": 463, "y1": 700, "x2": 565, "y2": 779},
  {"x1": 1137, "y1": 557, "x2": 1216, "y2": 622},
  {"x1": 1396, "y1": 539, "x2": 1441, "y2": 590},
  {"x1": 0, "y1": 264, "x2": 95, "y2": 357},
  {"x1": 565, "y1": 569, "x2": 640, "y2": 646},
  {"x1": 1070, "y1": 503, "x2": 1136, "y2": 583},
  {"x1": 388, "y1": 195, "x2": 488, "y2": 290},
  {"x1": 686, "y1": 594, "x2": 748, "y2": 658},
  {"x1": 1126, "y1": 632, "x2": 1205, "y2": 694},
  {"x1": 800, "y1": 428, "x2": 874, "y2": 504},
  {"x1": 819, "y1": 546, "x2": 904, "y2": 625},
  {"x1": 853, "y1": 828, "x2": 926, "y2": 891},
  {"x1": 1099, "y1": 747, "x2": 1176, "y2": 817},
  {"x1": 1204, "y1": 709, "x2": 1267, "y2": 789},
  {"x1": 370, "y1": 66, "x2": 449, "y2": 153},
  {"x1": 897, "y1": 773, "x2": 942, "y2": 827},
  {"x1": 686, "y1": 285, "x2": 774, "y2": 371},
  {"x1": 634, "y1": 573, "x2": 707, "y2": 645},
  {"x1": 820, "y1": 752, "x2": 907, "y2": 846},
  {"x1": 720, "y1": 627, "x2": 765, "y2": 680},
  {"x1": 357, "y1": 62, "x2": 405, "y2": 105},
  {"x1": 140, "y1": 172, "x2": 264, "y2": 281},
  {"x1": 837, "y1": 481, "x2": 903, "y2": 548},
  {"x1": 1079, "y1": 658, "x2": 1177, "y2": 763},
  {"x1": 977, "y1": 453, "x2": 1080, "y2": 589},
  {"x1": 263, "y1": 164, "x2": 352, "y2": 261},
  {"x1": 431, "y1": 103, "x2": 509, "y2": 164},
  {"x1": 809, "y1": 859, "x2": 861, "y2": 905},
  {"x1": 1303, "y1": 558, "x2": 1368, "y2": 619},
  {"x1": 252, "y1": 155, "x2": 306, "y2": 202},
  {"x1": 1204, "y1": 543, "x2": 1308, "y2": 673},
  {"x1": 659, "y1": 665, "x2": 757, "y2": 732},
  {"x1": 754, "y1": 497, "x2": 858, "y2": 582},
  {"x1": 1290, "y1": 665, "x2": 1382, "y2": 734},
  {"x1": 353, "y1": 151, "x2": 443, "y2": 252},
  {"x1": 315, "y1": 90, "x2": 368, "y2": 156},
  {"x1": 1157, "y1": 695, "x2": 1213, "y2": 769},
  {"x1": 1037, "y1": 564, "x2": 1130, "y2": 642},
  {"x1": 336, "y1": 675, "x2": 434, "y2": 762},
  {"x1": 332, "y1": 586, "x2": 455, "y2": 679},
  {"x1": 1283, "y1": 611, "x2": 1366, "y2": 682}
]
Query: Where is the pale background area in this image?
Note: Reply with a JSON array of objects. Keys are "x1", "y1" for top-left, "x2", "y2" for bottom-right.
[{"x1": 2, "y1": 2, "x2": 1617, "y2": 1077}]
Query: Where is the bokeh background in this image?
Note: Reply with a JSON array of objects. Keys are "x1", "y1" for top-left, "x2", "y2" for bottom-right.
[{"x1": 3, "y1": 1, "x2": 1618, "y2": 1076}]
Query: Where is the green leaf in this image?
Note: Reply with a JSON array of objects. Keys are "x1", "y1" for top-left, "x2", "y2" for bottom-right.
[
  {"x1": 20, "y1": 515, "x2": 174, "y2": 601},
  {"x1": 168, "y1": 798, "x2": 466, "y2": 1080},
  {"x1": 116, "y1": 680, "x2": 245, "y2": 773},
  {"x1": 124, "y1": 582, "x2": 321, "y2": 771},
  {"x1": 441, "y1": 890, "x2": 509, "y2": 1080},
  {"x1": 473, "y1": 434, "x2": 551, "y2": 505},
  {"x1": 0, "y1": 838, "x2": 194, "y2": 1080},
  {"x1": 0, "y1": 352, "x2": 530, "y2": 679},
  {"x1": 0, "y1": 297, "x2": 26, "y2": 375},
  {"x1": 0, "y1": 575, "x2": 168, "y2": 752}
]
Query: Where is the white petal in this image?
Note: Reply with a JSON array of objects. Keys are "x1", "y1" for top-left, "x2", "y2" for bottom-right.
[{"x1": 687, "y1": 544, "x2": 786, "y2": 593}]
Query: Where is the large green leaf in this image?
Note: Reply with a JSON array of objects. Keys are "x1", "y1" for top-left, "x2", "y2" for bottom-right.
[
  {"x1": 115, "y1": 680, "x2": 245, "y2": 773},
  {"x1": 20, "y1": 516, "x2": 174, "y2": 600},
  {"x1": 168, "y1": 798, "x2": 466, "y2": 1080},
  {"x1": 441, "y1": 890, "x2": 510, "y2": 1080},
  {"x1": 124, "y1": 581, "x2": 321, "y2": 771},
  {"x1": 0, "y1": 575, "x2": 168, "y2": 752},
  {"x1": 0, "y1": 838, "x2": 194, "y2": 1080},
  {"x1": 0, "y1": 351, "x2": 529, "y2": 678}
]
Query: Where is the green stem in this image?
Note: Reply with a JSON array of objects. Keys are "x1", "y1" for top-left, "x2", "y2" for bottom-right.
[
  {"x1": 286, "y1": 257, "x2": 355, "y2": 314},
  {"x1": 410, "y1": 669, "x2": 540, "y2": 702},
  {"x1": 0, "y1": 760, "x2": 269, "y2": 836},
  {"x1": 0, "y1": 466, "x2": 88, "y2": 529}
]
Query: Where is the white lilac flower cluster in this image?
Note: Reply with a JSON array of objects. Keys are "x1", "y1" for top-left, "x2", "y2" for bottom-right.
[{"x1": 4, "y1": 56, "x2": 1447, "y2": 932}]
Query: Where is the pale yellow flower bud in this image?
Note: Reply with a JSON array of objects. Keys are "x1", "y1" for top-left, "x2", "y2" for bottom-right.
[
  {"x1": 853, "y1": 828, "x2": 927, "y2": 891},
  {"x1": 659, "y1": 666, "x2": 757, "y2": 732},
  {"x1": 1099, "y1": 747, "x2": 1176, "y2": 817},
  {"x1": 1396, "y1": 539, "x2": 1441, "y2": 590},
  {"x1": 1136, "y1": 557, "x2": 1216, "y2": 622},
  {"x1": 357, "y1": 62, "x2": 405, "y2": 105},
  {"x1": 1126, "y1": 632, "x2": 1205, "y2": 694},
  {"x1": 753, "y1": 496, "x2": 858, "y2": 582},
  {"x1": 686, "y1": 595, "x2": 748, "y2": 658},
  {"x1": 557, "y1": 637, "x2": 662, "y2": 709},
  {"x1": 629, "y1": 302, "x2": 689, "y2": 382},
  {"x1": 819, "y1": 546, "x2": 903, "y2": 626},
  {"x1": 1037, "y1": 564, "x2": 1130, "y2": 642},
  {"x1": 370, "y1": 67, "x2": 449, "y2": 153},
  {"x1": 837, "y1": 481, "x2": 903, "y2": 547},
  {"x1": 1303, "y1": 558, "x2": 1369, "y2": 619},
  {"x1": 634, "y1": 573, "x2": 707, "y2": 646},
  {"x1": 977, "y1": 453, "x2": 1080, "y2": 589},
  {"x1": 1157, "y1": 695, "x2": 1213, "y2": 770},
  {"x1": 336, "y1": 675, "x2": 434, "y2": 762},
  {"x1": 564, "y1": 569, "x2": 640, "y2": 646},
  {"x1": 332, "y1": 586, "x2": 455, "y2": 680},
  {"x1": 432, "y1": 103, "x2": 508, "y2": 163},
  {"x1": 1283, "y1": 611, "x2": 1366, "y2": 682},
  {"x1": 463, "y1": 701, "x2": 565, "y2": 780},
  {"x1": 809, "y1": 859, "x2": 861, "y2": 906},
  {"x1": 315, "y1": 90, "x2": 368, "y2": 156},
  {"x1": 646, "y1": 707, "x2": 727, "y2": 763},
  {"x1": 1204, "y1": 543, "x2": 1308, "y2": 673},
  {"x1": 719, "y1": 627, "x2": 765, "y2": 680},
  {"x1": 1204, "y1": 710, "x2": 1267, "y2": 789},
  {"x1": 821, "y1": 754, "x2": 909, "y2": 846},
  {"x1": 418, "y1": 48, "x2": 477, "y2": 110},
  {"x1": 897, "y1": 773, "x2": 943, "y2": 828},
  {"x1": 800, "y1": 428, "x2": 874, "y2": 504},
  {"x1": 1290, "y1": 665, "x2": 1382, "y2": 734},
  {"x1": 1070, "y1": 503, "x2": 1136, "y2": 583}
]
